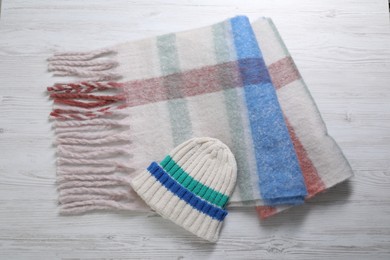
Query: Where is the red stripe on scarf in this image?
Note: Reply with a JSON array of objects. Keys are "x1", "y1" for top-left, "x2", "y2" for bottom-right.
[
  {"x1": 124, "y1": 60, "x2": 243, "y2": 107},
  {"x1": 268, "y1": 57, "x2": 300, "y2": 89}
]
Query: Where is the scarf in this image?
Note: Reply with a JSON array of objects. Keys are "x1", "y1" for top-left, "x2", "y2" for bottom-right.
[{"x1": 47, "y1": 16, "x2": 353, "y2": 218}]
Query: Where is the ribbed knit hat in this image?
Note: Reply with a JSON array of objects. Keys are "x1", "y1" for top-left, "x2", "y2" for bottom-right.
[{"x1": 131, "y1": 137, "x2": 237, "y2": 242}]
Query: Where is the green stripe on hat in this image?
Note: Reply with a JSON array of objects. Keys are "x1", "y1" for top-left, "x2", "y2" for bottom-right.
[{"x1": 160, "y1": 155, "x2": 229, "y2": 208}]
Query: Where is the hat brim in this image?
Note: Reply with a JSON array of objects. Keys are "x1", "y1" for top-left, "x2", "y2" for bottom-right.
[{"x1": 131, "y1": 162, "x2": 227, "y2": 242}]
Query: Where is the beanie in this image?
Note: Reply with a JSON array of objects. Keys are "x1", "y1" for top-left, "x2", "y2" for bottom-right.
[{"x1": 131, "y1": 137, "x2": 237, "y2": 242}]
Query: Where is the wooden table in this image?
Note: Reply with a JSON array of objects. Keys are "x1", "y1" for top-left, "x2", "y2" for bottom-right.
[{"x1": 1, "y1": 0, "x2": 389, "y2": 259}]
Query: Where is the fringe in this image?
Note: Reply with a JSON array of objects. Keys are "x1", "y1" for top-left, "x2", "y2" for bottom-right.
[
  {"x1": 47, "y1": 78, "x2": 143, "y2": 214},
  {"x1": 55, "y1": 124, "x2": 126, "y2": 134},
  {"x1": 47, "y1": 48, "x2": 121, "y2": 81},
  {"x1": 53, "y1": 118, "x2": 129, "y2": 128},
  {"x1": 49, "y1": 90, "x2": 127, "y2": 109},
  {"x1": 48, "y1": 82, "x2": 124, "y2": 93},
  {"x1": 57, "y1": 145, "x2": 131, "y2": 158},
  {"x1": 59, "y1": 202, "x2": 149, "y2": 215}
]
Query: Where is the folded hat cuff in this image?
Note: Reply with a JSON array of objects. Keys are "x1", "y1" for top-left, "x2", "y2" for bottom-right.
[{"x1": 131, "y1": 162, "x2": 228, "y2": 242}]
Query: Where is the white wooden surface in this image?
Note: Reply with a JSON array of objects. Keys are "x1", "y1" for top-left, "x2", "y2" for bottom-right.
[{"x1": 1, "y1": 0, "x2": 390, "y2": 259}]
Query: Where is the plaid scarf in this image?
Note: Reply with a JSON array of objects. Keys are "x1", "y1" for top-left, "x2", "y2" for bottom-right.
[{"x1": 47, "y1": 16, "x2": 353, "y2": 218}]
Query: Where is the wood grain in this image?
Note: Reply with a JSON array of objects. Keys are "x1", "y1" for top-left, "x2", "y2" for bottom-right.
[{"x1": 1, "y1": 0, "x2": 390, "y2": 259}]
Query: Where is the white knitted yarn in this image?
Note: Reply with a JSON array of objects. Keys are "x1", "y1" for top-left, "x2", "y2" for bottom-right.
[{"x1": 131, "y1": 137, "x2": 237, "y2": 242}]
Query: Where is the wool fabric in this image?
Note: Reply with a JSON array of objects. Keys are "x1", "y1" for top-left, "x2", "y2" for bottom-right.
[
  {"x1": 251, "y1": 17, "x2": 354, "y2": 218},
  {"x1": 46, "y1": 16, "x2": 353, "y2": 219},
  {"x1": 131, "y1": 137, "x2": 237, "y2": 242}
]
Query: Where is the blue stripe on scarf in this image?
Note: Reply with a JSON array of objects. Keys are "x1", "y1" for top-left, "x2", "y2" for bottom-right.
[{"x1": 230, "y1": 16, "x2": 307, "y2": 205}]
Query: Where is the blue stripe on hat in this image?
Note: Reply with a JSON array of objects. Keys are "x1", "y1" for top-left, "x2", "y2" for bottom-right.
[{"x1": 147, "y1": 162, "x2": 228, "y2": 221}]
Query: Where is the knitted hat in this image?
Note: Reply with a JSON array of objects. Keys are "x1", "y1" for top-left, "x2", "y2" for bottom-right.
[{"x1": 130, "y1": 137, "x2": 237, "y2": 242}]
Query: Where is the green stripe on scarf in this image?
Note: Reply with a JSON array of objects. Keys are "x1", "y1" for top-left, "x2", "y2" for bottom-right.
[
  {"x1": 212, "y1": 22, "x2": 254, "y2": 203},
  {"x1": 160, "y1": 155, "x2": 229, "y2": 208},
  {"x1": 157, "y1": 34, "x2": 192, "y2": 145}
]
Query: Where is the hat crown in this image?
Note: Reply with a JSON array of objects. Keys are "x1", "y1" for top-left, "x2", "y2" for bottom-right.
[{"x1": 160, "y1": 137, "x2": 237, "y2": 208}]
